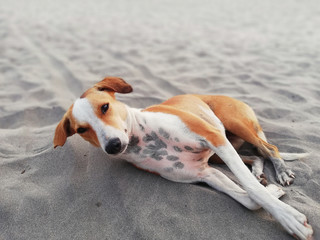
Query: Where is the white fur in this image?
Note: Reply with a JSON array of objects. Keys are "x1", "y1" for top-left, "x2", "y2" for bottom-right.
[
  {"x1": 126, "y1": 107, "x2": 205, "y2": 145},
  {"x1": 280, "y1": 152, "x2": 310, "y2": 161},
  {"x1": 201, "y1": 167, "x2": 285, "y2": 210}
]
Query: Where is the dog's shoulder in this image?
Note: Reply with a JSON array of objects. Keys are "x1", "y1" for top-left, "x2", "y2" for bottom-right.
[{"x1": 144, "y1": 94, "x2": 208, "y2": 114}]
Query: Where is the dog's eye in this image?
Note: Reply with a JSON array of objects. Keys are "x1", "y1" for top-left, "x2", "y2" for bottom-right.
[
  {"x1": 77, "y1": 127, "x2": 87, "y2": 134},
  {"x1": 101, "y1": 103, "x2": 109, "y2": 114}
]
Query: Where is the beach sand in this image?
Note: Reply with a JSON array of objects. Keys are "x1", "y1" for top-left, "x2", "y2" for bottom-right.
[{"x1": 0, "y1": 0, "x2": 319, "y2": 239}]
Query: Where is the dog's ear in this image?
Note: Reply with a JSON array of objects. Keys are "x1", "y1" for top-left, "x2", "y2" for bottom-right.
[
  {"x1": 53, "y1": 110, "x2": 75, "y2": 148},
  {"x1": 94, "y1": 77, "x2": 133, "y2": 94}
]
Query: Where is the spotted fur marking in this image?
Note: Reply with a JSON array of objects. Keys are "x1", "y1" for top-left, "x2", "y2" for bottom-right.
[
  {"x1": 159, "y1": 128, "x2": 170, "y2": 139},
  {"x1": 173, "y1": 162, "x2": 184, "y2": 169},
  {"x1": 167, "y1": 155, "x2": 179, "y2": 161},
  {"x1": 184, "y1": 146, "x2": 193, "y2": 151},
  {"x1": 127, "y1": 135, "x2": 142, "y2": 154},
  {"x1": 143, "y1": 148, "x2": 168, "y2": 161},
  {"x1": 165, "y1": 167, "x2": 174, "y2": 173},
  {"x1": 173, "y1": 146, "x2": 182, "y2": 152}
]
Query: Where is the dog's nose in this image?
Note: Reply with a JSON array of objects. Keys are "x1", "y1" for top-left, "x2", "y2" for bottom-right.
[{"x1": 105, "y1": 138, "x2": 122, "y2": 154}]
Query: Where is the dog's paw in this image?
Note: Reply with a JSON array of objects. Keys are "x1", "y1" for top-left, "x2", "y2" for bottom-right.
[
  {"x1": 276, "y1": 169, "x2": 295, "y2": 186},
  {"x1": 252, "y1": 171, "x2": 268, "y2": 186},
  {"x1": 274, "y1": 204, "x2": 313, "y2": 240},
  {"x1": 257, "y1": 173, "x2": 268, "y2": 186},
  {"x1": 249, "y1": 156, "x2": 268, "y2": 185}
]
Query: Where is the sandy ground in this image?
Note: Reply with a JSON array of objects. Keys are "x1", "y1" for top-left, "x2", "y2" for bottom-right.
[{"x1": 0, "y1": 0, "x2": 320, "y2": 239}]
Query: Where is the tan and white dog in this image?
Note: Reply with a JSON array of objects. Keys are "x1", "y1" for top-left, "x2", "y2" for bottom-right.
[{"x1": 54, "y1": 77, "x2": 313, "y2": 239}]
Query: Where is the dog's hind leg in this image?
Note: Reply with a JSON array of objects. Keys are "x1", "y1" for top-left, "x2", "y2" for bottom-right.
[
  {"x1": 250, "y1": 131, "x2": 267, "y2": 185},
  {"x1": 250, "y1": 130, "x2": 295, "y2": 186},
  {"x1": 229, "y1": 124, "x2": 294, "y2": 186},
  {"x1": 209, "y1": 131, "x2": 268, "y2": 185},
  {"x1": 200, "y1": 167, "x2": 285, "y2": 210},
  {"x1": 209, "y1": 132, "x2": 245, "y2": 164},
  {"x1": 198, "y1": 95, "x2": 295, "y2": 186}
]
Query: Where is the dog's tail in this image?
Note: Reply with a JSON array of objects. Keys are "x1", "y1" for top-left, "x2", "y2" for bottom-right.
[{"x1": 279, "y1": 152, "x2": 310, "y2": 161}]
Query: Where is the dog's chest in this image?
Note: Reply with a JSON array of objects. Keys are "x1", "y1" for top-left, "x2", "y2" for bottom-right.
[{"x1": 122, "y1": 114, "x2": 213, "y2": 181}]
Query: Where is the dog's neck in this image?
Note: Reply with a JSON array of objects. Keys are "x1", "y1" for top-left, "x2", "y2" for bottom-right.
[{"x1": 124, "y1": 105, "x2": 146, "y2": 137}]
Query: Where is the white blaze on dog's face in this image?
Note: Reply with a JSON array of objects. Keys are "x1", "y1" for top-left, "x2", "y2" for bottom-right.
[{"x1": 53, "y1": 77, "x2": 133, "y2": 155}]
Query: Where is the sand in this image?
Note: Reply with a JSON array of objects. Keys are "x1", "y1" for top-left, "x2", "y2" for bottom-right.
[{"x1": 0, "y1": 0, "x2": 319, "y2": 239}]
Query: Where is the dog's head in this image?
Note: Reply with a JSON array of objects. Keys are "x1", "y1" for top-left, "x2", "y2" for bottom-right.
[{"x1": 53, "y1": 77, "x2": 133, "y2": 155}]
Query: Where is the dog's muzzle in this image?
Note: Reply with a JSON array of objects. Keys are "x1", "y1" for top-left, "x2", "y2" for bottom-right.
[{"x1": 105, "y1": 137, "x2": 123, "y2": 155}]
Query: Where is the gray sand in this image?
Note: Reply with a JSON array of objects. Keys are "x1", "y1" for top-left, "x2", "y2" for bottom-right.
[{"x1": 0, "y1": 0, "x2": 319, "y2": 239}]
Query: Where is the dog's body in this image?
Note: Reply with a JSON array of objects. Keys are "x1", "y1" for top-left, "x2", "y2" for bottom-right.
[{"x1": 54, "y1": 77, "x2": 313, "y2": 239}]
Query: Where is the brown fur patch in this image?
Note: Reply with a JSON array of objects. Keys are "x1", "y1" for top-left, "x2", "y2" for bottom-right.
[
  {"x1": 94, "y1": 77, "x2": 133, "y2": 94},
  {"x1": 196, "y1": 95, "x2": 280, "y2": 158},
  {"x1": 54, "y1": 105, "x2": 76, "y2": 148},
  {"x1": 78, "y1": 125, "x2": 100, "y2": 147}
]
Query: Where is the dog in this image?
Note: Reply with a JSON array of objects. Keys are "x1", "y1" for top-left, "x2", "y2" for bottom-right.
[{"x1": 54, "y1": 77, "x2": 313, "y2": 239}]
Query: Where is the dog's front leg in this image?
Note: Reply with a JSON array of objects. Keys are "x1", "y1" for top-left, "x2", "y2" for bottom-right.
[
  {"x1": 200, "y1": 167, "x2": 285, "y2": 210},
  {"x1": 211, "y1": 140, "x2": 313, "y2": 240}
]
